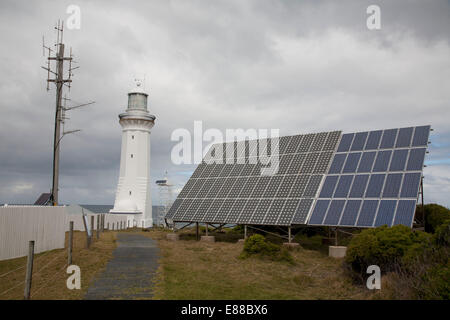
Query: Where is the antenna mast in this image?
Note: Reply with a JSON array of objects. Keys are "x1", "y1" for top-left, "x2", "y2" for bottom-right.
[{"x1": 42, "y1": 20, "x2": 74, "y2": 206}]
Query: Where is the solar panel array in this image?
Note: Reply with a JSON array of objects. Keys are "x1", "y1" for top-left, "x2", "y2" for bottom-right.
[
  {"x1": 308, "y1": 126, "x2": 430, "y2": 228},
  {"x1": 166, "y1": 131, "x2": 342, "y2": 226},
  {"x1": 166, "y1": 125, "x2": 430, "y2": 228}
]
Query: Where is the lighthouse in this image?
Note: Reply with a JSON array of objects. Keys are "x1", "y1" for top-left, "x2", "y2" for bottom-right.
[{"x1": 110, "y1": 81, "x2": 156, "y2": 228}]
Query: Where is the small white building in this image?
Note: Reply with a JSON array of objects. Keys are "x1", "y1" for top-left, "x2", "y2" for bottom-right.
[{"x1": 110, "y1": 81, "x2": 156, "y2": 228}]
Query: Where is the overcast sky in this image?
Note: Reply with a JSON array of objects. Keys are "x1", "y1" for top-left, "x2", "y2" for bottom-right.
[{"x1": 0, "y1": 0, "x2": 449, "y2": 207}]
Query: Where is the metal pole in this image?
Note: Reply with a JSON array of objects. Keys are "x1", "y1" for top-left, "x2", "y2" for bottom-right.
[
  {"x1": 288, "y1": 227, "x2": 291, "y2": 243},
  {"x1": 90, "y1": 216, "x2": 94, "y2": 241},
  {"x1": 244, "y1": 225, "x2": 247, "y2": 239},
  {"x1": 335, "y1": 228, "x2": 338, "y2": 246},
  {"x1": 421, "y1": 176, "x2": 425, "y2": 228},
  {"x1": 205, "y1": 223, "x2": 208, "y2": 236},
  {"x1": 68, "y1": 221, "x2": 73, "y2": 265},
  {"x1": 51, "y1": 43, "x2": 64, "y2": 206},
  {"x1": 96, "y1": 215, "x2": 100, "y2": 239},
  {"x1": 196, "y1": 222, "x2": 199, "y2": 241},
  {"x1": 24, "y1": 241, "x2": 35, "y2": 300}
]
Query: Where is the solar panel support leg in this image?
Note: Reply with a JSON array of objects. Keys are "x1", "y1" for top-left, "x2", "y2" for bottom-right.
[
  {"x1": 335, "y1": 228, "x2": 338, "y2": 246},
  {"x1": 244, "y1": 225, "x2": 247, "y2": 239},
  {"x1": 196, "y1": 222, "x2": 199, "y2": 241},
  {"x1": 205, "y1": 223, "x2": 208, "y2": 236},
  {"x1": 288, "y1": 227, "x2": 291, "y2": 243}
]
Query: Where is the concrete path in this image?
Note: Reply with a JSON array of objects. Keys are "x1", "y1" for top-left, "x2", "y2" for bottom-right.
[{"x1": 85, "y1": 233, "x2": 159, "y2": 300}]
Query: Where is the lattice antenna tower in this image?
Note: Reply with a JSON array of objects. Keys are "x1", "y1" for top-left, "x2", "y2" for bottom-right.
[{"x1": 156, "y1": 171, "x2": 174, "y2": 227}]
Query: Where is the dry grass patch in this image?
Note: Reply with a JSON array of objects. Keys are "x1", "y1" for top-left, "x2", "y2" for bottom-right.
[
  {"x1": 144, "y1": 230, "x2": 373, "y2": 300},
  {"x1": 0, "y1": 231, "x2": 117, "y2": 300}
]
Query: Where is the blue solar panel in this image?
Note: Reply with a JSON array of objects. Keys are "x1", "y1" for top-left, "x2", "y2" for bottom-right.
[
  {"x1": 340, "y1": 200, "x2": 362, "y2": 226},
  {"x1": 328, "y1": 153, "x2": 346, "y2": 174},
  {"x1": 373, "y1": 150, "x2": 392, "y2": 172},
  {"x1": 393, "y1": 200, "x2": 416, "y2": 227},
  {"x1": 357, "y1": 152, "x2": 376, "y2": 173},
  {"x1": 337, "y1": 134, "x2": 354, "y2": 152},
  {"x1": 350, "y1": 132, "x2": 368, "y2": 151},
  {"x1": 389, "y1": 149, "x2": 408, "y2": 171},
  {"x1": 400, "y1": 172, "x2": 421, "y2": 198},
  {"x1": 349, "y1": 174, "x2": 369, "y2": 198},
  {"x1": 309, "y1": 200, "x2": 330, "y2": 224},
  {"x1": 382, "y1": 173, "x2": 403, "y2": 197},
  {"x1": 412, "y1": 125, "x2": 430, "y2": 147},
  {"x1": 365, "y1": 174, "x2": 386, "y2": 197},
  {"x1": 323, "y1": 200, "x2": 345, "y2": 225},
  {"x1": 356, "y1": 200, "x2": 379, "y2": 227},
  {"x1": 396, "y1": 127, "x2": 413, "y2": 148},
  {"x1": 407, "y1": 148, "x2": 426, "y2": 171},
  {"x1": 380, "y1": 129, "x2": 398, "y2": 149},
  {"x1": 374, "y1": 200, "x2": 397, "y2": 226},
  {"x1": 319, "y1": 175, "x2": 339, "y2": 198},
  {"x1": 365, "y1": 130, "x2": 382, "y2": 150},
  {"x1": 342, "y1": 152, "x2": 362, "y2": 173},
  {"x1": 334, "y1": 175, "x2": 353, "y2": 198}
]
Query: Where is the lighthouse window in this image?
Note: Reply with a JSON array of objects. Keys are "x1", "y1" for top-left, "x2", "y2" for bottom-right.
[
  {"x1": 132, "y1": 135, "x2": 134, "y2": 139},
  {"x1": 129, "y1": 191, "x2": 132, "y2": 195},
  {"x1": 131, "y1": 154, "x2": 133, "y2": 158}
]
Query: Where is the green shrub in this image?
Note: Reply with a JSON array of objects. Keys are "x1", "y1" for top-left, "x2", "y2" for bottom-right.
[
  {"x1": 423, "y1": 203, "x2": 450, "y2": 233},
  {"x1": 434, "y1": 219, "x2": 450, "y2": 246},
  {"x1": 240, "y1": 234, "x2": 294, "y2": 264},
  {"x1": 345, "y1": 225, "x2": 432, "y2": 275},
  {"x1": 419, "y1": 262, "x2": 450, "y2": 299}
]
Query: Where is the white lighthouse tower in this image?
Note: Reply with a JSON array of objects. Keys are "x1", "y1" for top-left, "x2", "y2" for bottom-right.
[{"x1": 110, "y1": 81, "x2": 155, "y2": 228}]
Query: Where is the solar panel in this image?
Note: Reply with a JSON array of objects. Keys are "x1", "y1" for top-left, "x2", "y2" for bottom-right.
[
  {"x1": 168, "y1": 125, "x2": 429, "y2": 229},
  {"x1": 307, "y1": 125, "x2": 430, "y2": 228}
]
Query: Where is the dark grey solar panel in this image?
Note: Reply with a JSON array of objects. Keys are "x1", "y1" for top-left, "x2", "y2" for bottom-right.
[
  {"x1": 197, "y1": 179, "x2": 216, "y2": 198},
  {"x1": 239, "y1": 176, "x2": 259, "y2": 198},
  {"x1": 298, "y1": 134, "x2": 314, "y2": 152},
  {"x1": 303, "y1": 175, "x2": 322, "y2": 197},
  {"x1": 286, "y1": 135, "x2": 303, "y2": 154},
  {"x1": 192, "y1": 199, "x2": 214, "y2": 221},
  {"x1": 277, "y1": 199, "x2": 301, "y2": 225},
  {"x1": 323, "y1": 131, "x2": 341, "y2": 151},
  {"x1": 291, "y1": 198, "x2": 314, "y2": 224},
  {"x1": 229, "y1": 163, "x2": 245, "y2": 176},
  {"x1": 380, "y1": 129, "x2": 398, "y2": 149},
  {"x1": 328, "y1": 153, "x2": 346, "y2": 174},
  {"x1": 349, "y1": 174, "x2": 369, "y2": 198},
  {"x1": 287, "y1": 153, "x2": 306, "y2": 174},
  {"x1": 323, "y1": 200, "x2": 345, "y2": 225},
  {"x1": 357, "y1": 151, "x2": 376, "y2": 173},
  {"x1": 165, "y1": 199, "x2": 183, "y2": 219},
  {"x1": 200, "y1": 164, "x2": 216, "y2": 178},
  {"x1": 201, "y1": 199, "x2": 225, "y2": 222},
  {"x1": 374, "y1": 200, "x2": 397, "y2": 226},
  {"x1": 278, "y1": 136, "x2": 292, "y2": 154},
  {"x1": 219, "y1": 164, "x2": 234, "y2": 177},
  {"x1": 310, "y1": 132, "x2": 328, "y2": 151},
  {"x1": 400, "y1": 172, "x2": 421, "y2": 198},
  {"x1": 274, "y1": 175, "x2": 294, "y2": 198},
  {"x1": 389, "y1": 149, "x2": 408, "y2": 171},
  {"x1": 289, "y1": 175, "x2": 310, "y2": 198},
  {"x1": 277, "y1": 154, "x2": 294, "y2": 174},
  {"x1": 178, "y1": 179, "x2": 196, "y2": 198},
  {"x1": 334, "y1": 175, "x2": 353, "y2": 198},
  {"x1": 301, "y1": 152, "x2": 319, "y2": 173},
  {"x1": 319, "y1": 175, "x2": 339, "y2": 198},
  {"x1": 411, "y1": 125, "x2": 430, "y2": 147},
  {"x1": 308, "y1": 200, "x2": 330, "y2": 224},
  {"x1": 342, "y1": 152, "x2": 362, "y2": 173},
  {"x1": 396, "y1": 127, "x2": 413, "y2": 148},
  {"x1": 350, "y1": 132, "x2": 368, "y2": 151},
  {"x1": 372, "y1": 150, "x2": 392, "y2": 172},
  {"x1": 250, "y1": 199, "x2": 272, "y2": 224},
  {"x1": 186, "y1": 179, "x2": 205, "y2": 198},
  {"x1": 356, "y1": 200, "x2": 379, "y2": 227},
  {"x1": 393, "y1": 200, "x2": 416, "y2": 227},
  {"x1": 213, "y1": 199, "x2": 235, "y2": 223},
  {"x1": 191, "y1": 162, "x2": 206, "y2": 178},
  {"x1": 382, "y1": 173, "x2": 403, "y2": 198},
  {"x1": 239, "y1": 163, "x2": 255, "y2": 176},
  {"x1": 263, "y1": 176, "x2": 284, "y2": 197},
  {"x1": 182, "y1": 199, "x2": 202, "y2": 221},
  {"x1": 209, "y1": 163, "x2": 225, "y2": 177},
  {"x1": 365, "y1": 174, "x2": 386, "y2": 198},
  {"x1": 263, "y1": 199, "x2": 285, "y2": 225},
  {"x1": 227, "y1": 199, "x2": 247, "y2": 222},
  {"x1": 313, "y1": 152, "x2": 333, "y2": 173},
  {"x1": 337, "y1": 133, "x2": 354, "y2": 152},
  {"x1": 237, "y1": 199, "x2": 259, "y2": 224},
  {"x1": 250, "y1": 176, "x2": 271, "y2": 198},
  {"x1": 227, "y1": 177, "x2": 248, "y2": 198},
  {"x1": 365, "y1": 130, "x2": 382, "y2": 150},
  {"x1": 339, "y1": 200, "x2": 362, "y2": 226},
  {"x1": 406, "y1": 148, "x2": 426, "y2": 171},
  {"x1": 216, "y1": 177, "x2": 237, "y2": 198}
]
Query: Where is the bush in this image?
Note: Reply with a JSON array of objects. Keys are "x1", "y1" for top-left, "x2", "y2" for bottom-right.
[
  {"x1": 424, "y1": 203, "x2": 450, "y2": 233},
  {"x1": 345, "y1": 225, "x2": 432, "y2": 276},
  {"x1": 240, "y1": 234, "x2": 294, "y2": 264},
  {"x1": 434, "y1": 219, "x2": 450, "y2": 247}
]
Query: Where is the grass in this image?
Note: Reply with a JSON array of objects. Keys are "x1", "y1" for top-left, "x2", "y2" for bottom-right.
[
  {"x1": 0, "y1": 230, "x2": 117, "y2": 300},
  {"x1": 144, "y1": 228, "x2": 374, "y2": 300}
]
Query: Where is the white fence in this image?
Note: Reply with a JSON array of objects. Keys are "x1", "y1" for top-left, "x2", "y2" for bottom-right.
[{"x1": 0, "y1": 206, "x2": 128, "y2": 261}]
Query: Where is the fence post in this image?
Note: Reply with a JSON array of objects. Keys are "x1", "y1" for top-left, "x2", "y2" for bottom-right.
[
  {"x1": 96, "y1": 215, "x2": 100, "y2": 239},
  {"x1": 68, "y1": 221, "x2": 73, "y2": 265},
  {"x1": 91, "y1": 215, "x2": 95, "y2": 240},
  {"x1": 101, "y1": 214, "x2": 105, "y2": 232},
  {"x1": 107, "y1": 222, "x2": 110, "y2": 230},
  {"x1": 24, "y1": 241, "x2": 34, "y2": 300}
]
